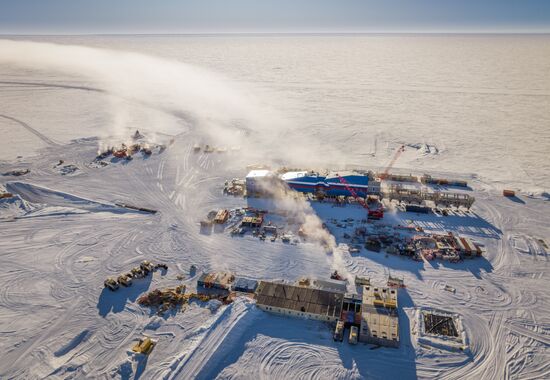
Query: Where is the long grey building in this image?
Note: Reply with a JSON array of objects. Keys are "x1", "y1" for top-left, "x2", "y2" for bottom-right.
[{"x1": 255, "y1": 281, "x2": 344, "y2": 322}]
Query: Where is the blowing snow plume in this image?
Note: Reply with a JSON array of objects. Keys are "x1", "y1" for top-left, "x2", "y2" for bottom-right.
[
  {"x1": 0, "y1": 39, "x2": 332, "y2": 166},
  {"x1": 257, "y1": 178, "x2": 352, "y2": 283},
  {"x1": 0, "y1": 39, "x2": 263, "y2": 143}
]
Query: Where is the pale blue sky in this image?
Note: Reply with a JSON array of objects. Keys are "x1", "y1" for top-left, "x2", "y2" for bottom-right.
[{"x1": 1, "y1": 0, "x2": 549, "y2": 34}]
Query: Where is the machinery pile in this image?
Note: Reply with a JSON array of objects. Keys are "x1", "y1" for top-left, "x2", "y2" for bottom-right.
[
  {"x1": 104, "y1": 260, "x2": 167, "y2": 291},
  {"x1": 137, "y1": 285, "x2": 231, "y2": 315},
  {"x1": 200, "y1": 208, "x2": 233, "y2": 229},
  {"x1": 334, "y1": 219, "x2": 484, "y2": 263},
  {"x1": 223, "y1": 178, "x2": 246, "y2": 196},
  {"x1": 94, "y1": 130, "x2": 166, "y2": 163},
  {"x1": 194, "y1": 144, "x2": 241, "y2": 154}
]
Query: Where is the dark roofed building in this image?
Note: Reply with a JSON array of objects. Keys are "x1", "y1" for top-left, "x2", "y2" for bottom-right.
[
  {"x1": 232, "y1": 277, "x2": 258, "y2": 293},
  {"x1": 255, "y1": 281, "x2": 344, "y2": 322}
]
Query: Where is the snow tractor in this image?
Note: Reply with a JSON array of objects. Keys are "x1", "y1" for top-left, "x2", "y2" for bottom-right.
[
  {"x1": 104, "y1": 278, "x2": 119, "y2": 291},
  {"x1": 132, "y1": 337, "x2": 156, "y2": 355},
  {"x1": 117, "y1": 274, "x2": 132, "y2": 287},
  {"x1": 155, "y1": 263, "x2": 168, "y2": 271},
  {"x1": 140, "y1": 260, "x2": 154, "y2": 274},
  {"x1": 131, "y1": 267, "x2": 145, "y2": 279}
]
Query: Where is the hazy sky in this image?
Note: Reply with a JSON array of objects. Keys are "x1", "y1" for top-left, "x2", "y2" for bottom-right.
[{"x1": 1, "y1": 0, "x2": 549, "y2": 34}]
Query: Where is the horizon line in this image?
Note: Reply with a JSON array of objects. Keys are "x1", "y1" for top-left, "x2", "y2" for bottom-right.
[{"x1": 1, "y1": 31, "x2": 550, "y2": 37}]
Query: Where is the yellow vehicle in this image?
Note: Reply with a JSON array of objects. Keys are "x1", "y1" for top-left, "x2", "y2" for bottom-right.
[
  {"x1": 117, "y1": 274, "x2": 132, "y2": 287},
  {"x1": 131, "y1": 267, "x2": 145, "y2": 278},
  {"x1": 104, "y1": 278, "x2": 119, "y2": 291},
  {"x1": 333, "y1": 320, "x2": 345, "y2": 342},
  {"x1": 132, "y1": 337, "x2": 156, "y2": 355},
  {"x1": 140, "y1": 260, "x2": 154, "y2": 273},
  {"x1": 349, "y1": 326, "x2": 358, "y2": 345}
]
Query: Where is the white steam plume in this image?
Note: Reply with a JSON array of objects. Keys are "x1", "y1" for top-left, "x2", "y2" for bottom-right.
[
  {"x1": 0, "y1": 39, "x2": 340, "y2": 166},
  {"x1": 0, "y1": 38, "x2": 352, "y2": 281},
  {"x1": 257, "y1": 178, "x2": 353, "y2": 283}
]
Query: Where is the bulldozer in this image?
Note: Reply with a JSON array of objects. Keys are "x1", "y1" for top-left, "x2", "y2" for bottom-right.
[
  {"x1": 155, "y1": 263, "x2": 168, "y2": 271},
  {"x1": 117, "y1": 274, "x2": 132, "y2": 287},
  {"x1": 131, "y1": 267, "x2": 145, "y2": 279},
  {"x1": 104, "y1": 278, "x2": 119, "y2": 291},
  {"x1": 131, "y1": 337, "x2": 155, "y2": 355},
  {"x1": 140, "y1": 260, "x2": 154, "y2": 274}
]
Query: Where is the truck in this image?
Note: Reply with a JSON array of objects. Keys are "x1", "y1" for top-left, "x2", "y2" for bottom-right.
[
  {"x1": 349, "y1": 326, "x2": 358, "y2": 344},
  {"x1": 333, "y1": 320, "x2": 345, "y2": 342}
]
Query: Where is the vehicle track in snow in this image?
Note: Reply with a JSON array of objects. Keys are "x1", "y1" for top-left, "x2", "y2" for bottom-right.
[
  {"x1": 2, "y1": 129, "x2": 550, "y2": 379},
  {"x1": 0, "y1": 114, "x2": 59, "y2": 147}
]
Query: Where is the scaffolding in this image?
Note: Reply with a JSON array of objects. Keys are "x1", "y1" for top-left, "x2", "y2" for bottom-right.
[{"x1": 385, "y1": 184, "x2": 475, "y2": 209}]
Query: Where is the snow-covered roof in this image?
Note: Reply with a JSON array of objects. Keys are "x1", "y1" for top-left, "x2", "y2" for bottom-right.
[
  {"x1": 246, "y1": 169, "x2": 271, "y2": 178},
  {"x1": 280, "y1": 171, "x2": 309, "y2": 181},
  {"x1": 312, "y1": 278, "x2": 348, "y2": 293},
  {"x1": 232, "y1": 277, "x2": 258, "y2": 291},
  {"x1": 325, "y1": 170, "x2": 355, "y2": 178}
]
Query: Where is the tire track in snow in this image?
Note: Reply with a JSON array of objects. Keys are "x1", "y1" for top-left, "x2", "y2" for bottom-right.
[
  {"x1": 0, "y1": 114, "x2": 59, "y2": 146},
  {"x1": 165, "y1": 298, "x2": 253, "y2": 380}
]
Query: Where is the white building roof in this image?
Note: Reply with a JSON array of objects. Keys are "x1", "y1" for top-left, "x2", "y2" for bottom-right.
[
  {"x1": 312, "y1": 278, "x2": 348, "y2": 293},
  {"x1": 280, "y1": 171, "x2": 309, "y2": 181},
  {"x1": 246, "y1": 170, "x2": 271, "y2": 178}
]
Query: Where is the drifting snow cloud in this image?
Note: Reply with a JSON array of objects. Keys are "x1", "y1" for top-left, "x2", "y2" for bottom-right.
[
  {"x1": 0, "y1": 39, "x2": 263, "y2": 139},
  {"x1": 0, "y1": 39, "x2": 336, "y2": 166}
]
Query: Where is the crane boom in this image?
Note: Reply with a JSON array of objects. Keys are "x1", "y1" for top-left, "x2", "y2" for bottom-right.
[
  {"x1": 380, "y1": 145, "x2": 405, "y2": 180},
  {"x1": 336, "y1": 175, "x2": 383, "y2": 219}
]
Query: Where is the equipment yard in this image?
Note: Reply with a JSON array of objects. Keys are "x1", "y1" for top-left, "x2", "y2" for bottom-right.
[{"x1": 1, "y1": 134, "x2": 549, "y2": 380}]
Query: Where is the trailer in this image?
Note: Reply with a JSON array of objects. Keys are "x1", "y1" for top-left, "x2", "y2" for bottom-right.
[{"x1": 405, "y1": 204, "x2": 431, "y2": 214}]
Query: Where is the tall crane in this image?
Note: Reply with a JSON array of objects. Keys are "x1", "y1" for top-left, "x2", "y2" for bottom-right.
[
  {"x1": 379, "y1": 145, "x2": 405, "y2": 180},
  {"x1": 336, "y1": 175, "x2": 383, "y2": 219}
]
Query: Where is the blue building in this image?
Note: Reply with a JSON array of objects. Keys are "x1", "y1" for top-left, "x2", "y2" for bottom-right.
[{"x1": 281, "y1": 170, "x2": 371, "y2": 197}]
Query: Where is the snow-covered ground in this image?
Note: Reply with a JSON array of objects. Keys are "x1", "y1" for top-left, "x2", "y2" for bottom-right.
[
  {"x1": 1, "y1": 36, "x2": 549, "y2": 379},
  {"x1": 1, "y1": 135, "x2": 549, "y2": 379}
]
